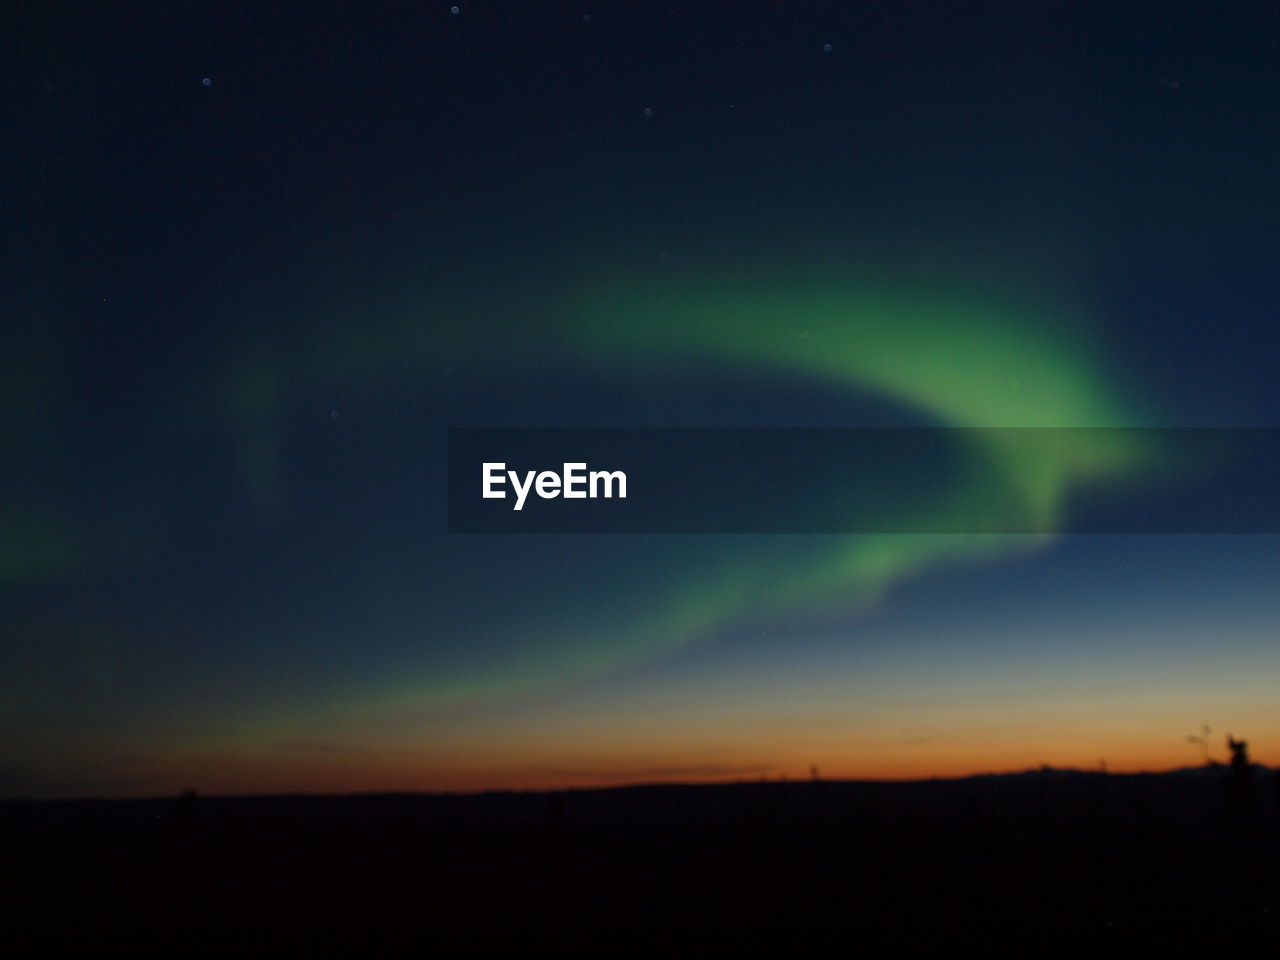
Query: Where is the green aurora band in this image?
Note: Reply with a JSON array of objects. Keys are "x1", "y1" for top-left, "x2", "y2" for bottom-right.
[{"x1": 196, "y1": 264, "x2": 1158, "y2": 741}]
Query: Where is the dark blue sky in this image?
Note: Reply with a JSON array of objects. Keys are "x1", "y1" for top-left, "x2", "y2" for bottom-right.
[{"x1": 3, "y1": 1, "x2": 1279, "y2": 796}]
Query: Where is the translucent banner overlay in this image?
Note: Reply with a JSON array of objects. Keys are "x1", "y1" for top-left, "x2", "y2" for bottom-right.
[{"x1": 447, "y1": 428, "x2": 1280, "y2": 534}]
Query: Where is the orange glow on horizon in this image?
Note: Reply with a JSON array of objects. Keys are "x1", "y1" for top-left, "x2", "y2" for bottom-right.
[{"x1": 46, "y1": 734, "x2": 1277, "y2": 799}]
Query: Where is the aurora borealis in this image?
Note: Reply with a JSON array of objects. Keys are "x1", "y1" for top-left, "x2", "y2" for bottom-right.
[{"x1": 4, "y1": 2, "x2": 1280, "y2": 797}]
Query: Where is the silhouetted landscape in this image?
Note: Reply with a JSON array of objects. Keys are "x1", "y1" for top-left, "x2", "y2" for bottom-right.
[
  {"x1": 5, "y1": 765, "x2": 1277, "y2": 949},
  {"x1": 9, "y1": 2, "x2": 1280, "y2": 951}
]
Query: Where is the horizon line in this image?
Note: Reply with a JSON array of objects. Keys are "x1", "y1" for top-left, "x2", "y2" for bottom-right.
[{"x1": 4, "y1": 760, "x2": 1270, "y2": 804}]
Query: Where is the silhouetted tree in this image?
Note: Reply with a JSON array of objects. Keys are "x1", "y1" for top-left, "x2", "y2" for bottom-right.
[
  {"x1": 1224, "y1": 732, "x2": 1256, "y2": 851},
  {"x1": 1186, "y1": 724, "x2": 1214, "y2": 765},
  {"x1": 1227, "y1": 733, "x2": 1250, "y2": 773}
]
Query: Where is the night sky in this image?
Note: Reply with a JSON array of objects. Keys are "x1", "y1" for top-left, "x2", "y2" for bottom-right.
[{"x1": 4, "y1": 1, "x2": 1280, "y2": 797}]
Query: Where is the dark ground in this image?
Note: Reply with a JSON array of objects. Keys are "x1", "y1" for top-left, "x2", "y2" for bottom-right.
[{"x1": 4, "y1": 768, "x2": 1277, "y2": 951}]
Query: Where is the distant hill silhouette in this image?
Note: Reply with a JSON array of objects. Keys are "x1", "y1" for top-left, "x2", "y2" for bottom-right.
[{"x1": 4, "y1": 766, "x2": 1276, "y2": 949}]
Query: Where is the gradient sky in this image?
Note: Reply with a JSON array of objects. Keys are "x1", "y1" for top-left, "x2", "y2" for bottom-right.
[{"x1": 4, "y1": 1, "x2": 1280, "y2": 797}]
